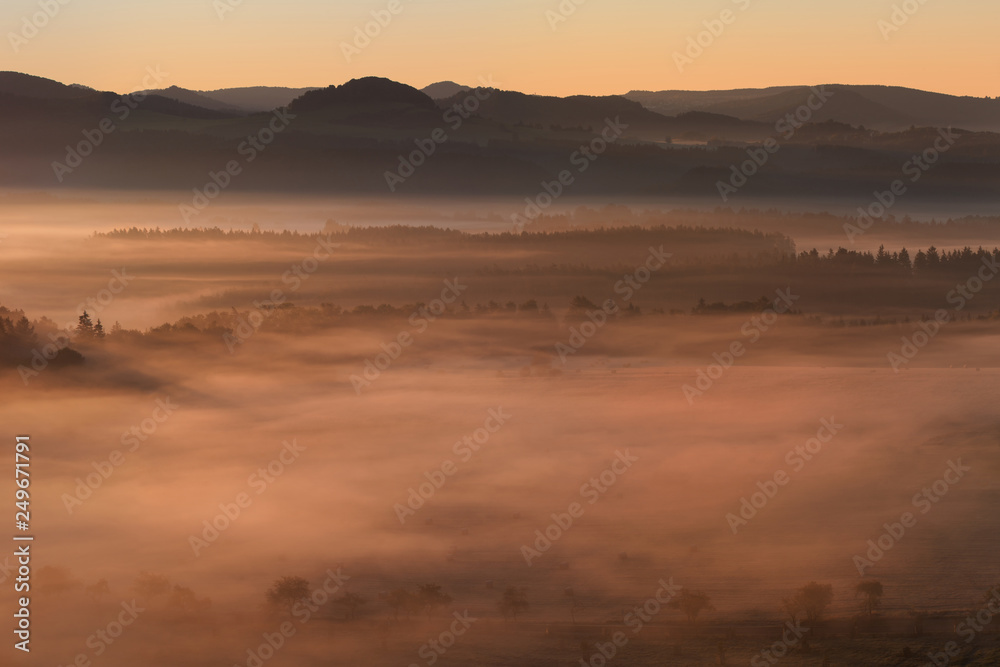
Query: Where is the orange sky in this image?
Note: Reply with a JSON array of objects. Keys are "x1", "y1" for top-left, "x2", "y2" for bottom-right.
[{"x1": 1, "y1": 0, "x2": 997, "y2": 97}]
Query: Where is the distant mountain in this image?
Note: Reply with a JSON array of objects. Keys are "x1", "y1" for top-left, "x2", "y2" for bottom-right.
[
  {"x1": 626, "y1": 84, "x2": 1000, "y2": 132},
  {"x1": 852, "y1": 85, "x2": 1000, "y2": 132},
  {"x1": 439, "y1": 88, "x2": 664, "y2": 128},
  {"x1": 141, "y1": 85, "x2": 246, "y2": 115},
  {"x1": 436, "y1": 88, "x2": 770, "y2": 141},
  {"x1": 198, "y1": 86, "x2": 319, "y2": 113},
  {"x1": 290, "y1": 77, "x2": 436, "y2": 113},
  {"x1": 0, "y1": 72, "x2": 94, "y2": 99},
  {"x1": 0, "y1": 72, "x2": 232, "y2": 120},
  {"x1": 0, "y1": 71, "x2": 998, "y2": 203},
  {"x1": 139, "y1": 85, "x2": 320, "y2": 115},
  {"x1": 625, "y1": 87, "x2": 798, "y2": 117},
  {"x1": 422, "y1": 81, "x2": 471, "y2": 99}
]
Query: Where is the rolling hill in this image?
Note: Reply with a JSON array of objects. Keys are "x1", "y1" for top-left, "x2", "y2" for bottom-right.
[
  {"x1": 0, "y1": 71, "x2": 997, "y2": 202},
  {"x1": 626, "y1": 84, "x2": 1000, "y2": 132}
]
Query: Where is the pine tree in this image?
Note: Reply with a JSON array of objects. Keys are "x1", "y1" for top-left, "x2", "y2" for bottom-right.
[
  {"x1": 94, "y1": 320, "x2": 105, "y2": 338},
  {"x1": 875, "y1": 244, "x2": 889, "y2": 266},
  {"x1": 898, "y1": 247, "x2": 911, "y2": 271},
  {"x1": 77, "y1": 311, "x2": 94, "y2": 337},
  {"x1": 14, "y1": 316, "x2": 34, "y2": 340},
  {"x1": 926, "y1": 246, "x2": 940, "y2": 268}
]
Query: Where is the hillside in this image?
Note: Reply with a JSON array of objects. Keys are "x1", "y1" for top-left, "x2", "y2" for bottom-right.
[{"x1": 626, "y1": 84, "x2": 1000, "y2": 132}]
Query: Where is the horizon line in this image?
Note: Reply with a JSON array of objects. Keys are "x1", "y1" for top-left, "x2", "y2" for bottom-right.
[{"x1": 3, "y1": 70, "x2": 996, "y2": 101}]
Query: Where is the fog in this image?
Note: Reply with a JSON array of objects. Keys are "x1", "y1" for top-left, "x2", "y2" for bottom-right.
[{"x1": 1, "y1": 195, "x2": 999, "y2": 666}]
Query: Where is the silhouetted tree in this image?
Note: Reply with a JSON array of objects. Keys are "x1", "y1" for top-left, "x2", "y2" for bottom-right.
[
  {"x1": 564, "y1": 587, "x2": 580, "y2": 624},
  {"x1": 498, "y1": 585, "x2": 529, "y2": 620},
  {"x1": 786, "y1": 582, "x2": 834, "y2": 625},
  {"x1": 267, "y1": 576, "x2": 310, "y2": 614},
  {"x1": 417, "y1": 584, "x2": 452, "y2": 617},
  {"x1": 570, "y1": 296, "x2": 599, "y2": 311},
  {"x1": 336, "y1": 591, "x2": 367, "y2": 620},
  {"x1": 13, "y1": 316, "x2": 33, "y2": 339},
  {"x1": 387, "y1": 588, "x2": 418, "y2": 620},
  {"x1": 669, "y1": 589, "x2": 713, "y2": 623},
  {"x1": 855, "y1": 580, "x2": 883, "y2": 617},
  {"x1": 875, "y1": 244, "x2": 890, "y2": 266},
  {"x1": 925, "y1": 245, "x2": 940, "y2": 268},
  {"x1": 76, "y1": 311, "x2": 94, "y2": 338},
  {"x1": 168, "y1": 584, "x2": 211, "y2": 613},
  {"x1": 134, "y1": 572, "x2": 171, "y2": 600},
  {"x1": 85, "y1": 578, "x2": 110, "y2": 601}
]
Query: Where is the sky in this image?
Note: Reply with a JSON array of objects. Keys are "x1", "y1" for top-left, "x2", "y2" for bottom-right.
[{"x1": 1, "y1": 0, "x2": 997, "y2": 98}]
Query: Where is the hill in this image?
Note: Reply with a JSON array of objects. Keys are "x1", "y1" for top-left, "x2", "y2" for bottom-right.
[
  {"x1": 139, "y1": 86, "x2": 247, "y2": 115},
  {"x1": 626, "y1": 84, "x2": 1000, "y2": 132},
  {"x1": 422, "y1": 81, "x2": 472, "y2": 99},
  {"x1": 198, "y1": 85, "x2": 319, "y2": 113}
]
